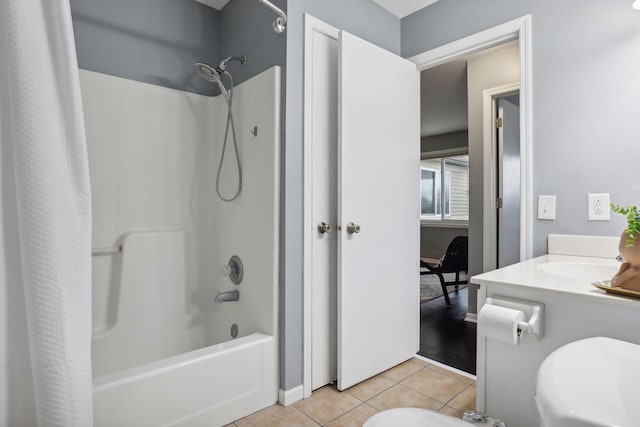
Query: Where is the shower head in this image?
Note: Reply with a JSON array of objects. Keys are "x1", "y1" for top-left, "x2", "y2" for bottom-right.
[
  {"x1": 195, "y1": 62, "x2": 221, "y2": 83},
  {"x1": 218, "y1": 55, "x2": 247, "y2": 72},
  {"x1": 195, "y1": 62, "x2": 229, "y2": 100}
]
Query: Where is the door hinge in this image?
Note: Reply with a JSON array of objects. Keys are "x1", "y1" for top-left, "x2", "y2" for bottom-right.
[
  {"x1": 496, "y1": 198, "x2": 503, "y2": 209},
  {"x1": 495, "y1": 117, "x2": 503, "y2": 128}
]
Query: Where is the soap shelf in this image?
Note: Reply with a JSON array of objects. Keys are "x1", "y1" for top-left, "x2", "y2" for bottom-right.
[{"x1": 592, "y1": 281, "x2": 640, "y2": 299}]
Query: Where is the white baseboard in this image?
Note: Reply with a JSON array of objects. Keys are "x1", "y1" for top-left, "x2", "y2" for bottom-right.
[
  {"x1": 464, "y1": 313, "x2": 477, "y2": 323},
  {"x1": 278, "y1": 385, "x2": 304, "y2": 406},
  {"x1": 414, "y1": 354, "x2": 476, "y2": 380}
]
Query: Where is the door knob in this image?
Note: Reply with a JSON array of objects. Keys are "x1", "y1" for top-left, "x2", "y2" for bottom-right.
[
  {"x1": 317, "y1": 222, "x2": 332, "y2": 234},
  {"x1": 346, "y1": 223, "x2": 361, "y2": 235}
]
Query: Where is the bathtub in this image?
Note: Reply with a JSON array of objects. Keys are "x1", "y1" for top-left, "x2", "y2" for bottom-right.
[
  {"x1": 82, "y1": 66, "x2": 282, "y2": 427},
  {"x1": 93, "y1": 333, "x2": 277, "y2": 427}
]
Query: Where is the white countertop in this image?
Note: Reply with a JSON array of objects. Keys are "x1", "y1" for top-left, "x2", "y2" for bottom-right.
[{"x1": 471, "y1": 254, "x2": 640, "y2": 307}]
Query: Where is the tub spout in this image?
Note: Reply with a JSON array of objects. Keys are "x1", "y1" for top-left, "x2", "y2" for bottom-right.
[{"x1": 215, "y1": 290, "x2": 239, "y2": 303}]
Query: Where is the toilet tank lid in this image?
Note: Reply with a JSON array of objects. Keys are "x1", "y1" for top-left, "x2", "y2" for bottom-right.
[{"x1": 536, "y1": 337, "x2": 640, "y2": 427}]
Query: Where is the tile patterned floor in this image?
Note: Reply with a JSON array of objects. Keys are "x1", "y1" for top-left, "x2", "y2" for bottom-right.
[{"x1": 228, "y1": 358, "x2": 476, "y2": 426}]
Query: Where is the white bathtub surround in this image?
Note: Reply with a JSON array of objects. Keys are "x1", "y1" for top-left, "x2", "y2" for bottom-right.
[
  {"x1": 472, "y1": 234, "x2": 639, "y2": 427},
  {"x1": 91, "y1": 231, "x2": 188, "y2": 377},
  {"x1": 81, "y1": 66, "x2": 281, "y2": 426},
  {"x1": 2, "y1": 1, "x2": 93, "y2": 425}
]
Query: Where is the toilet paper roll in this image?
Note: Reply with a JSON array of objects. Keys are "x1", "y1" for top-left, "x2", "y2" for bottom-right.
[{"x1": 478, "y1": 304, "x2": 526, "y2": 346}]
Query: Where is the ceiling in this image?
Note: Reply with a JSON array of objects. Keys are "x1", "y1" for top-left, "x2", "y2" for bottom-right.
[
  {"x1": 371, "y1": 0, "x2": 440, "y2": 18},
  {"x1": 196, "y1": 0, "x2": 441, "y2": 18},
  {"x1": 194, "y1": 0, "x2": 231, "y2": 11},
  {"x1": 420, "y1": 60, "x2": 468, "y2": 138}
]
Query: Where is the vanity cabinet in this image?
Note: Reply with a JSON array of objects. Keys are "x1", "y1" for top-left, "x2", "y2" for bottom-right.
[{"x1": 473, "y1": 253, "x2": 640, "y2": 427}]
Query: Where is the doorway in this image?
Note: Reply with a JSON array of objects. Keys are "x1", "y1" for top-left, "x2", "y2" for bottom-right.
[
  {"x1": 302, "y1": 14, "x2": 533, "y2": 399},
  {"x1": 417, "y1": 42, "x2": 521, "y2": 374}
]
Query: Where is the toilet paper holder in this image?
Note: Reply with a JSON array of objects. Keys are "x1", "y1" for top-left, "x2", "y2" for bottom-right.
[{"x1": 484, "y1": 296, "x2": 544, "y2": 340}]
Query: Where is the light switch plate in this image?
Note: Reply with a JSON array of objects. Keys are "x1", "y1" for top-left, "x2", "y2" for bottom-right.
[
  {"x1": 588, "y1": 193, "x2": 610, "y2": 221},
  {"x1": 538, "y1": 195, "x2": 556, "y2": 220}
]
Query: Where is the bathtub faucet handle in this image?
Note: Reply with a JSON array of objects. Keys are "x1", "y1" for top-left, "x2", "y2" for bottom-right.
[{"x1": 219, "y1": 255, "x2": 244, "y2": 285}]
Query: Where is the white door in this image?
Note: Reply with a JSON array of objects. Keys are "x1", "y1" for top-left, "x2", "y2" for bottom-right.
[
  {"x1": 337, "y1": 31, "x2": 420, "y2": 391},
  {"x1": 310, "y1": 27, "x2": 339, "y2": 391}
]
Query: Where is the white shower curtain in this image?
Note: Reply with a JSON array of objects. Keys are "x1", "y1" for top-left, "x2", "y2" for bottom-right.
[{"x1": 1, "y1": 0, "x2": 93, "y2": 426}]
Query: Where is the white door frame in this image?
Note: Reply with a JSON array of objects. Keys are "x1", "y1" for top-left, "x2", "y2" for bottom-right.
[
  {"x1": 484, "y1": 83, "x2": 520, "y2": 272},
  {"x1": 409, "y1": 15, "x2": 532, "y2": 412},
  {"x1": 409, "y1": 15, "x2": 533, "y2": 264},
  {"x1": 303, "y1": 14, "x2": 339, "y2": 399}
]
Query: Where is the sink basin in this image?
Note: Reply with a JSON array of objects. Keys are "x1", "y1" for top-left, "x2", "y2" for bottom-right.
[{"x1": 536, "y1": 262, "x2": 618, "y2": 281}]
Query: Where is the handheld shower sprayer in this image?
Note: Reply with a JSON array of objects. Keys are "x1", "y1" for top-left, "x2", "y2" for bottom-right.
[
  {"x1": 194, "y1": 55, "x2": 247, "y2": 202},
  {"x1": 195, "y1": 55, "x2": 246, "y2": 101}
]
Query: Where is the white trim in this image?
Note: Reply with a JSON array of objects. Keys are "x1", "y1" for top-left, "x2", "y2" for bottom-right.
[
  {"x1": 464, "y1": 312, "x2": 478, "y2": 324},
  {"x1": 303, "y1": 13, "x2": 340, "y2": 400},
  {"x1": 413, "y1": 354, "x2": 477, "y2": 381},
  {"x1": 482, "y1": 82, "x2": 520, "y2": 271},
  {"x1": 421, "y1": 147, "x2": 468, "y2": 159},
  {"x1": 420, "y1": 221, "x2": 468, "y2": 229},
  {"x1": 476, "y1": 284, "x2": 488, "y2": 411},
  {"x1": 410, "y1": 14, "x2": 534, "y2": 265},
  {"x1": 408, "y1": 16, "x2": 525, "y2": 69},
  {"x1": 278, "y1": 385, "x2": 304, "y2": 407}
]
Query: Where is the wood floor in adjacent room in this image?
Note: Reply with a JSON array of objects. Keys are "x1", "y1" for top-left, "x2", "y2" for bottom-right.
[{"x1": 418, "y1": 287, "x2": 477, "y2": 375}]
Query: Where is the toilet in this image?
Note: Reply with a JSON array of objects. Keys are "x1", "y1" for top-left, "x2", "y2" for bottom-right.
[
  {"x1": 363, "y1": 408, "x2": 472, "y2": 427},
  {"x1": 363, "y1": 408, "x2": 506, "y2": 427},
  {"x1": 536, "y1": 337, "x2": 640, "y2": 427}
]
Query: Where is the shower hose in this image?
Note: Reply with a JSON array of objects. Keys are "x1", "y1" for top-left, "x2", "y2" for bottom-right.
[{"x1": 216, "y1": 71, "x2": 242, "y2": 202}]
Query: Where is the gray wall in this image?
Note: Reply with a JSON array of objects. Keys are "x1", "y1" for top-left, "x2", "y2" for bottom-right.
[
  {"x1": 70, "y1": 0, "x2": 286, "y2": 97},
  {"x1": 218, "y1": 0, "x2": 286, "y2": 86},
  {"x1": 421, "y1": 130, "x2": 468, "y2": 154},
  {"x1": 421, "y1": 227, "x2": 468, "y2": 260},
  {"x1": 282, "y1": 0, "x2": 400, "y2": 391},
  {"x1": 403, "y1": 0, "x2": 640, "y2": 258},
  {"x1": 70, "y1": 0, "x2": 220, "y2": 95}
]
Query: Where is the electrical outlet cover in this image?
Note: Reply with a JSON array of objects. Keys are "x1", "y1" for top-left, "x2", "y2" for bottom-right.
[{"x1": 588, "y1": 193, "x2": 610, "y2": 221}]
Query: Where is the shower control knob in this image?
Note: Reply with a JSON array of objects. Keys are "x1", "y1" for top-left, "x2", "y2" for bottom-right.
[
  {"x1": 317, "y1": 222, "x2": 332, "y2": 234},
  {"x1": 219, "y1": 255, "x2": 244, "y2": 285},
  {"x1": 346, "y1": 223, "x2": 361, "y2": 235}
]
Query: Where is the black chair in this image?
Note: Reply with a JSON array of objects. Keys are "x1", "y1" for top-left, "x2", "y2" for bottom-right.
[{"x1": 420, "y1": 236, "x2": 468, "y2": 306}]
